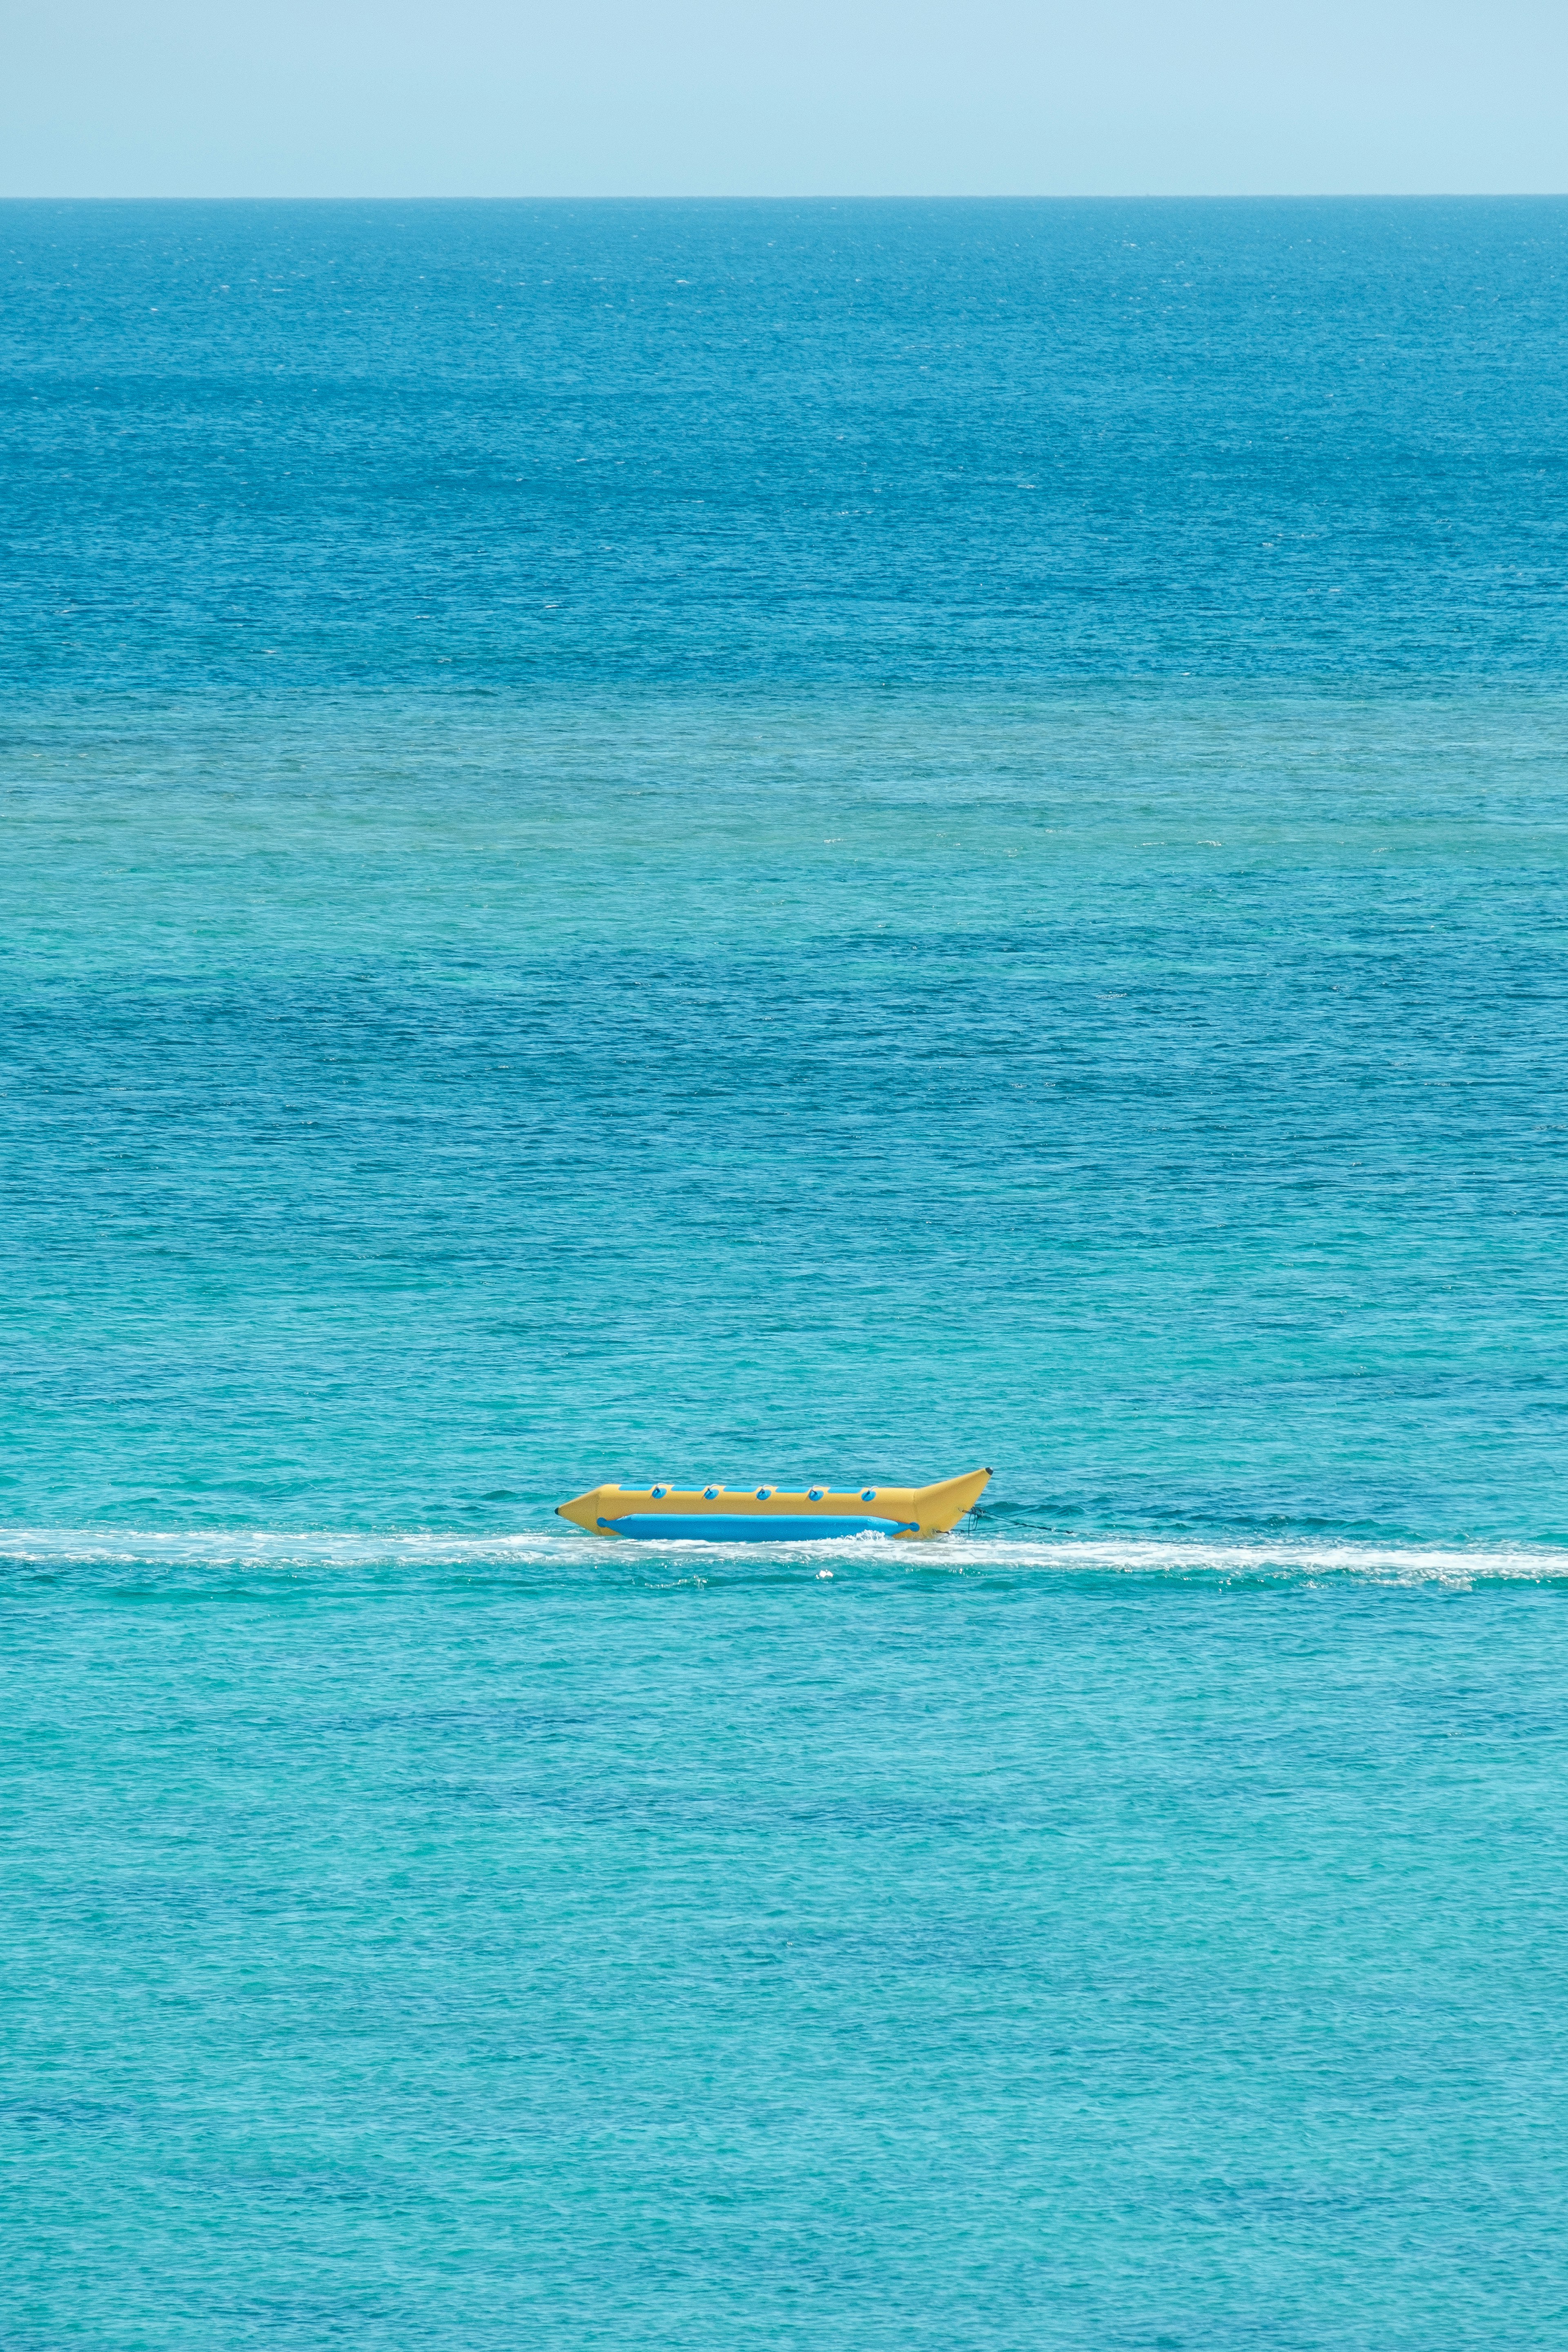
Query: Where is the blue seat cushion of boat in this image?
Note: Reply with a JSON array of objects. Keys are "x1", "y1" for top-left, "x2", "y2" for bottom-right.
[{"x1": 599, "y1": 1514, "x2": 917, "y2": 1542}]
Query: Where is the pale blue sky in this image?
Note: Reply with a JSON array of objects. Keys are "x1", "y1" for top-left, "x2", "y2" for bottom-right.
[{"x1": 5, "y1": 0, "x2": 1565, "y2": 196}]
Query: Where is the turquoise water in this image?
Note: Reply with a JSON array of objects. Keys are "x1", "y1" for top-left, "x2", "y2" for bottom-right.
[{"x1": 4, "y1": 200, "x2": 1568, "y2": 2345}]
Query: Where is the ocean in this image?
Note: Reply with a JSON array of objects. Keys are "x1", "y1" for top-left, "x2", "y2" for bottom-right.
[{"x1": 3, "y1": 198, "x2": 1567, "y2": 2346}]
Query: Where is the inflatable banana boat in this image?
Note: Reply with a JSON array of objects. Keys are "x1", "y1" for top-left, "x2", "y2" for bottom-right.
[{"x1": 557, "y1": 1467, "x2": 991, "y2": 1542}]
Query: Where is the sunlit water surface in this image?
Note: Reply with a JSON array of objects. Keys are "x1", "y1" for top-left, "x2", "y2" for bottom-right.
[{"x1": 4, "y1": 198, "x2": 1568, "y2": 2348}]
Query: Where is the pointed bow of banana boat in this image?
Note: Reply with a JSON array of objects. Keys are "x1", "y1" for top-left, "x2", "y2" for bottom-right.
[{"x1": 555, "y1": 1468, "x2": 991, "y2": 1541}]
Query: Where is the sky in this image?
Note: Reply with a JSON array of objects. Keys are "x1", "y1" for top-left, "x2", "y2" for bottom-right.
[{"x1": 4, "y1": 0, "x2": 1566, "y2": 197}]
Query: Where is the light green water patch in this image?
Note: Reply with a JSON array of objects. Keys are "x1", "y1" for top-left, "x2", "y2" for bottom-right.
[{"x1": 5, "y1": 684, "x2": 1568, "y2": 979}]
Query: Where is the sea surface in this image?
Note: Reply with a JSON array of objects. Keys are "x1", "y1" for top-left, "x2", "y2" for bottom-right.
[{"x1": 3, "y1": 198, "x2": 1568, "y2": 2346}]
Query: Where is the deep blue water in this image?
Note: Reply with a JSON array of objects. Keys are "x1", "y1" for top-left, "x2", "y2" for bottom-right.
[{"x1": 3, "y1": 200, "x2": 1568, "y2": 2347}]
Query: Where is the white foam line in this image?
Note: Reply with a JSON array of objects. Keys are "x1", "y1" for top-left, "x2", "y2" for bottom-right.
[
  {"x1": 960, "y1": 1537, "x2": 1568, "y2": 1582},
  {"x1": 1, "y1": 1527, "x2": 1566, "y2": 1582},
  {"x1": 0, "y1": 1527, "x2": 567, "y2": 1568}
]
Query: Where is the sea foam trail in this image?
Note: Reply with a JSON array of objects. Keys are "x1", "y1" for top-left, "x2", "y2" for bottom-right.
[{"x1": 1, "y1": 1527, "x2": 1565, "y2": 1586}]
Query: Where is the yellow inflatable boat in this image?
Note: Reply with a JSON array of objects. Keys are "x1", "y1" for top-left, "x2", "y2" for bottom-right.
[{"x1": 557, "y1": 1467, "x2": 991, "y2": 1542}]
